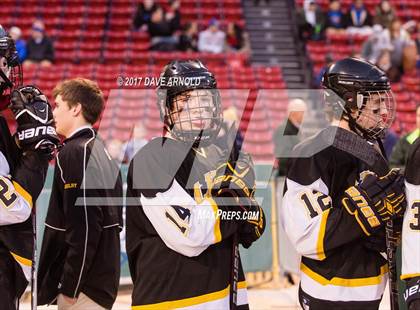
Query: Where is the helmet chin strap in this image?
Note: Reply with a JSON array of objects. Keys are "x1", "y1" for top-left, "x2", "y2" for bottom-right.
[
  {"x1": 342, "y1": 109, "x2": 375, "y2": 140},
  {"x1": 0, "y1": 67, "x2": 13, "y2": 88}
]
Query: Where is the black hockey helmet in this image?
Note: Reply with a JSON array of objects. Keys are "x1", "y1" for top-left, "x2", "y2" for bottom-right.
[
  {"x1": 0, "y1": 25, "x2": 22, "y2": 109},
  {"x1": 157, "y1": 60, "x2": 222, "y2": 145},
  {"x1": 322, "y1": 57, "x2": 395, "y2": 139}
]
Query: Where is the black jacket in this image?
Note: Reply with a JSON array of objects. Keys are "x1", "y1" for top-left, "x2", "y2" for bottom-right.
[
  {"x1": 37, "y1": 128, "x2": 123, "y2": 309},
  {"x1": 26, "y1": 36, "x2": 54, "y2": 62}
]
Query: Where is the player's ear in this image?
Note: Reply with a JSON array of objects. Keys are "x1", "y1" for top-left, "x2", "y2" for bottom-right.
[{"x1": 71, "y1": 102, "x2": 82, "y2": 117}]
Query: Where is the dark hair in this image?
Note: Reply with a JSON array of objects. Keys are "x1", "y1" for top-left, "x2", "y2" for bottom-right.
[{"x1": 53, "y1": 78, "x2": 104, "y2": 124}]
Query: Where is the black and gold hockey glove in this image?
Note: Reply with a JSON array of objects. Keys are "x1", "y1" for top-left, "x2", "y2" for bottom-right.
[
  {"x1": 211, "y1": 153, "x2": 265, "y2": 247},
  {"x1": 238, "y1": 200, "x2": 265, "y2": 248},
  {"x1": 342, "y1": 169, "x2": 406, "y2": 236},
  {"x1": 363, "y1": 217, "x2": 403, "y2": 253},
  {"x1": 10, "y1": 85, "x2": 59, "y2": 157},
  {"x1": 211, "y1": 152, "x2": 256, "y2": 201}
]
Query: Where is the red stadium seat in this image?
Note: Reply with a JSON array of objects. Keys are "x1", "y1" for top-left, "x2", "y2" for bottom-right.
[
  {"x1": 85, "y1": 17, "x2": 106, "y2": 30},
  {"x1": 79, "y1": 50, "x2": 102, "y2": 63}
]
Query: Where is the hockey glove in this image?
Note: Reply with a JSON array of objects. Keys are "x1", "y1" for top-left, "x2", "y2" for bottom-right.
[
  {"x1": 211, "y1": 153, "x2": 265, "y2": 247},
  {"x1": 10, "y1": 85, "x2": 59, "y2": 156},
  {"x1": 238, "y1": 199, "x2": 265, "y2": 248},
  {"x1": 363, "y1": 217, "x2": 403, "y2": 253},
  {"x1": 211, "y1": 152, "x2": 256, "y2": 202},
  {"x1": 342, "y1": 169, "x2": 406, "y2": 236},
  {"x1": 404, "y1": 277, "x2": 420, "y2": 310}
]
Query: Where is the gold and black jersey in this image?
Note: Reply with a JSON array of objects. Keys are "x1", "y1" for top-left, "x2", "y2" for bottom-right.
[
  {"x1": 0, "y1": 115, "x2": 50, "y2": 304},
  {"x1": 401, "y1": 137, "x2": 420, "y2": 305},
  {"x1": 282, "y1": 126, "x2": 390, "y2": 303},
  {"x1": 126, "y1": 137, "x2": 256, "y2": 309}
]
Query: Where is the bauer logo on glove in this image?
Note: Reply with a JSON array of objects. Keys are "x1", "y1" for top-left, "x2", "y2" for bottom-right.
[
  {"x1": 10, "y1": 85, "x2": 59, "y2": 153},
  {"x1": 342, "y1": 169, "x2": 406, "y2": 235},
  {"x1": 211, "y1": 153, "x2": 256, "y2": 199}
]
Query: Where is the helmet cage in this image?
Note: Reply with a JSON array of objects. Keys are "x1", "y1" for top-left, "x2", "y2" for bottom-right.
[
  {"x1": 0, "y1": 35, "x2": 22, "y2": 96},
  {"x1": 162, "y1": 88, "x2": 222, "y2": 145},
  {"x1": 323, "y1": 74, "x2": 395, "y2": 140},
  {"x1": 351, "y1": 89, "x2": 395, "y2": 139}
]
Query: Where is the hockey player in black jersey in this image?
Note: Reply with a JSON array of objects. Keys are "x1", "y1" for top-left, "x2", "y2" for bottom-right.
[
  {"x1": 126, "y1": 60, "x2": 265, "y2": 309},
  {"x1": 281, "y1": 57, "x2": 406, "y2": 310},
  {"x1": 401, "y1": 108, "x2": 420, "y2": 310},
  {"x1": 0, "y1": 26, "x2": 59, "y2": 309}
]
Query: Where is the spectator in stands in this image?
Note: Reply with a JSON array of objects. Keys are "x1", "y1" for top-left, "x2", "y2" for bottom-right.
[
  {"x1": 133, "y1": 0, "x2": 159, "y2": 31},
  {"x1": 178, "y1": 22, "x2": 198, "y2": 52},
  {"x1": 9, "y1": 26, "x2": 26, "y2": 62},
  {"x1": 376, "y1": 49, "x2": 401, "y2": 82},
  {"x1": 198, "y1": 18, "x2": 226, "y2": 54},
  {"x1": 361, "y1": 24, "x2": 392, "y2": 64},
  {"x1": 324, "y1": 0, "x2": 347, "y2": 36},
  {"x1": 402, "y1": 21, "x2": 418, "y2": 73},
  {"x1": 166, "y1": 0, "x2": 181, "y2": 29},
  {"x1": 225, "y1": 22, "x2": 250, "y2": 53},
  {"x1": 345, "y1": 0, "x2": 373, "y2": 36},
  {"x1": 296, "y1": 0, "x2": 325, "y2": 41},
  {"x1": 123, "y1": 123, "x2": 148, "y2": 162},
  {"x1": 24, "y1": 20, "x2": 54, "y2": 67},
  {"x1": 148, "y1": 6, "x2": 180, "y2": 51},
  {"x1": 274, "y1": 98, "x2": 307, "y2": 176},
  {"x1": 390, "y1": 104, "x2": 420, "y2": 168},
  {"x1": 383, "y1": 19, "x2": 415, "y2": 74},
  {"x1": 314, "y1": 54, "x2": 334, "y2": 87},
  {"x1": 373, "y1": 0, "x2": 396, "y2": 29}
]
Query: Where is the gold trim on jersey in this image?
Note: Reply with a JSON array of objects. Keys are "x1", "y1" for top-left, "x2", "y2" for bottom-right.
[
  {"x1": 301, "y1": 263, "x2": 388, "y2": 287},
  {"x1": 238, "y1": 281, "x2": 247, "y2": 289},
  {"x1": 12, "y1": 181, "x2": 33, "y2": 208},
  {"x1": 317, "y1": 209, "x2": 330, "y2": 261},
  {"x1": 205, "y1": 197, "x2": 221, "y2": 243},
  {"x1": 401, "y1": 273, "x2": 420, "y2": 280},
  {"x1": 10, "y1": 251, "x2": 32, "y2": 267},
  {"x1": 132, "y1": 281, "x2": 247, "y2": 309}
]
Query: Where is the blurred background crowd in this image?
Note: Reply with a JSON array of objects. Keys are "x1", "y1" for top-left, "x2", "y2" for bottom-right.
[{"x1": 1, "y1": 0, "x2": 418, "y2": 171}]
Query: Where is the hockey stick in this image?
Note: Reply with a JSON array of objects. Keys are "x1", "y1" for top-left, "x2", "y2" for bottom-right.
[
  {"x1": 31, "y1": 207, "x2": 37, "y2": 310},
  {"x1": 377, "y1": 138, "x2": 399, "y2": 310},
  {"x1": 224, "y1": 123, "x2": 241, "y2": 310},
  {"x1": 224, "y1": 93, "x2": 256, "y2": 309},
  {"x1": 385, "y1": 219, "x2": 399, "y2": 310}
]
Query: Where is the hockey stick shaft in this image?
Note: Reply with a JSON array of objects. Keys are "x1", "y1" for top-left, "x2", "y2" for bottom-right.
[
  {"x1": 377, "y1": 138, "x2": 399, "y2": 310},
  {"x1": 230, "y1": 233, "x2": 239, "y2": 309},
  {"x1": 31, "y1": 208, "x2": 37, "y2": 310},
  {"x1": 386, "y1": 219, "x2": 399, "y2": 310},
  {"x1": 226, "y1": 93, "x2": 256, "y2": 309},
  {"x1": 226, "y1": 126, "x2": 240, "y2": 310}
]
